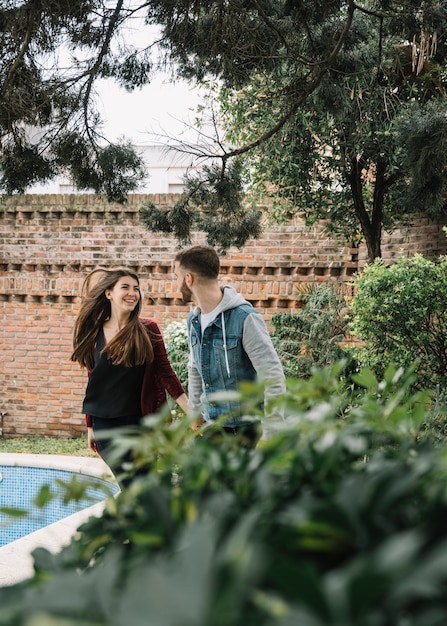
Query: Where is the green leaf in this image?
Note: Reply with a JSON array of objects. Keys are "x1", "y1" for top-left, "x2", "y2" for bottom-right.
[
  {"x1": 0, "y1": 507, "x2": 27, "y2": 518},
  {"x1": 33, "y1": 484, "x2": 53, "y2": 508},
  {"x1": 351, "y1": 368, "x2": 378, "y2": 390}
]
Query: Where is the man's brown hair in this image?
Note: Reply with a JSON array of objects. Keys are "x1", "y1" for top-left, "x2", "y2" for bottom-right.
[{"x1": 175, "y1": 245, "x2": 220, "y2": 279}]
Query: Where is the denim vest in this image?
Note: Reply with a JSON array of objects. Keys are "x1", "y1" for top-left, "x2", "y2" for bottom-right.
[{"x1": 188, "y1": 304, "x2": 258, "y2": 425}]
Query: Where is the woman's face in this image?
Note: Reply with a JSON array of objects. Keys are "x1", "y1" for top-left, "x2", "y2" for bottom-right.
[{"x1": 105, "y1": 276, "x2": 141, "y2": 315}]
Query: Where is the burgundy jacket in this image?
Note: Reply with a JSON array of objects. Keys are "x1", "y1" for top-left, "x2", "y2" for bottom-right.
[{"x1": 85, "y1": 318, "x2": 185, "y2": 427}]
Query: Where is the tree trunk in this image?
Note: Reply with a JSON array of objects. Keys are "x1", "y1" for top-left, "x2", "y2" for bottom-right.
[{"x1": 349, "y1": 159, "x2": 384, "y2": 262}]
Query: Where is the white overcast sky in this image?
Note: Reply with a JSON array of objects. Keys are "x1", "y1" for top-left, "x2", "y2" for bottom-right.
[
  {"x1": 30, "y1": 14, "x2": 213, "y2": 192},
  {"x1": 93, "y1": 12, "x2": 208, "y2": 147},
  {"x1": 95, "y1": 75, "x2": 206, "y2": 145}
]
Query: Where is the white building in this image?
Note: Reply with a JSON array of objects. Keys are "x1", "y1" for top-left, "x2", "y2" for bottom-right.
[{"x1": 28, "y1": 143, "x2": 203, "y2": 195}]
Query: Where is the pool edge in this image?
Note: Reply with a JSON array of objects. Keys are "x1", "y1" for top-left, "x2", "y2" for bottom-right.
[{"x1": 0, "y1": 453, "x2": 117, "y2": 587}]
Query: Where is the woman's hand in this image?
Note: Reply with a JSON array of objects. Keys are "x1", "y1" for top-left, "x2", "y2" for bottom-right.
[
  {"x1": 175, "y1": 392, "x2": 189, "y2": 415},
  {"x1": 87, "y1": 427, "x2": 99, "y2": 453},
  {"x1": 175, "y1": 392, "x2": 204, "y2": 431}
]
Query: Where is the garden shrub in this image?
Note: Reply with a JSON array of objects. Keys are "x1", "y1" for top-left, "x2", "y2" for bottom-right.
[
  {"x1": 163, "y1": 318, "x2": 189, "y2": 391},
  {"x1": 3, "y1": 365, "x2": 447, "y2": 625},
  {"x1": 271, "y1": 284, "x2": 355, "y2": 378},
  {"x1": 349, "y1": 253, "x2": 447, "y2": 393}
]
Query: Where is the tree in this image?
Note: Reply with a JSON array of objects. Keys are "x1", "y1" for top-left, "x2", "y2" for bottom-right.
[
  {"x1": 141, "y1": 0, "x2": 357, "y2": 247},
  {"x1": 143, "y1": 1, "x2": 447, "y2": 259},
  {"x1": 0, "y1": 0, "x2": 355, "y2": 239},
  {"x1": 0, "y1": 0, "x2": 152, "y2": 202},
  {"x1": 3, "y1": 2, "x2": 447, "y2": 255},
  {"x1": 209, "y1": 1, "x2": 447, "y2": 260}
]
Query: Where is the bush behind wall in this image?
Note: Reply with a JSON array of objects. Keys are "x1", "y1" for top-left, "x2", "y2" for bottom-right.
[{"x1": 350, "y1": 253, "x2": 447, "y2": 394}]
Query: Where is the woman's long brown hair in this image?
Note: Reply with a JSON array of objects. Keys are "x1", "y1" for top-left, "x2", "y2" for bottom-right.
[{"x1": 71, "y1": 267, "x2": 154, "y2": 370}]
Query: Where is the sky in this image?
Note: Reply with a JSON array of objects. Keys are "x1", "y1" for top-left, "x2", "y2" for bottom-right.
[
  {"x1": 93, "y1": 12, "x2": 208, "y2": 147},
  {"x1": 27, "y1": 74, "x2": 208, "y2": 194},
  {"x1": 30, "y1": 14, "x2": 213, "y2": 192},
  {"x1": 95, "y1": 74, "x2": 207, "y2": 146}
]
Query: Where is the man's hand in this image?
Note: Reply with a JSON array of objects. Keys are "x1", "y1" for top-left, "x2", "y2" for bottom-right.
[{"x1": 190, "y1": 416, "x2": 206, "y2": 431}]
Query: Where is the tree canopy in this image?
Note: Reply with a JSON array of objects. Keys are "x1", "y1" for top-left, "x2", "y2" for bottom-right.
[
  {"x1": 208, "y1": 0, "x2": 447, "y2": 259},
  {"x1": 0, "y1": 0, "x2": 152, "y2": 202},
  {"x1": 143, "y1": 0, "x2": 447, "y2": 258},
  {"x1": 2, "y1": 1, "x2": 447, "y2": 254}
]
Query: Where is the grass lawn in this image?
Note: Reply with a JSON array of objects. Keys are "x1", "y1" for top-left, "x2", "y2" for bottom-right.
[{"x1": 0, "y1": 436, "x2": 96, "y2": 457}]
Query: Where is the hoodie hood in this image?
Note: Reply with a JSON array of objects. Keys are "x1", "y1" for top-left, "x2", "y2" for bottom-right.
[
  {"x1": 191, "y1": 285, "x2": 248, "y2": 318},
  {"x1": 191, "y1": 285, "x2": 251, "y2": 380}
]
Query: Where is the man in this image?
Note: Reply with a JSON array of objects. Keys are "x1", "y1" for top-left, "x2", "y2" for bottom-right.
[{"x1": 174, "y1": 245, "x2": 286, "y2": 446}]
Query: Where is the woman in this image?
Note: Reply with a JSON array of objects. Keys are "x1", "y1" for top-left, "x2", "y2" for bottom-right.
[{"x1": 71, "y1": 267, "x2": 188, "y2": 485}]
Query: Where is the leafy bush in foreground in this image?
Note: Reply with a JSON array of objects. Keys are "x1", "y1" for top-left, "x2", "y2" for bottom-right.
[{"x1": 2, "y1": 365, "x2": 447, "y2": 625}]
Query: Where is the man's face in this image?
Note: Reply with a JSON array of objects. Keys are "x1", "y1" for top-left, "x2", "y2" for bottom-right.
[{"x1": 174, "y1": 261, "x2": 193, "y2": 303}]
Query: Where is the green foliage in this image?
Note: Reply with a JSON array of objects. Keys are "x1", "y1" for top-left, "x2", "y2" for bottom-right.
[
  {"x1": 3, "y1": 1, "x2": 447, "y2": 249},
  {"x1": 4, "y1": 365, "x2": 447, "y2": 624},
  {"x1": 271, "y1": 285, "x2": 355, "y2": 378},
  {"x1": 0, "y1": 1, "x2": 148, "y2": 201},
  {"x1": 53, "y1": 134, "x2": 147, "y2": 203},
  {"x1": 163, "y1": 319, "x2": 189, "y2": 390},
  {"x1": 100, "y1": 51, "x2": 153, "y2": 90},
  {"x1": 94, "y1": 143, "x2": 147, "y2": 203},
  {"x1": 392, "y1": 99, "x2": 447, "y2": 214},
  {"x1": 0, "y1": 142, "x2": 54, "y2": 194},
  {"x1": 143, "y1": 0, "x2": 363, "y2": 249},
  {"x1": 349, "y1": 253, "x2": 447, "y2": 391},
  {"x1": 139, "y1": 159, "x2": 262, "y2": 249},
  {"x1": 212, "y1": 1, "x2": 447, "y2": 258},
  {"x1": 148, "y1": 0, "x2": 319, "y2": 87}
]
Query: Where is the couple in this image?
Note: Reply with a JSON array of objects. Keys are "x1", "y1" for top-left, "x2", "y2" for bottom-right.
[{"x1": 71, "y1": 245, "x2": 285, "y2": 485}]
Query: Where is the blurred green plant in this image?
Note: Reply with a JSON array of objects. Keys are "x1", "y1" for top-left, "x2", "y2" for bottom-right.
[{"x1": 3, "y1": 364, "x2": 447, "y2": 624}]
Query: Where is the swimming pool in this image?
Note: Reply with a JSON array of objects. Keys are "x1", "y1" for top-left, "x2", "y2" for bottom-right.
[{"x1": 0, "y1": 463, "x2": 119, "y2": 546}]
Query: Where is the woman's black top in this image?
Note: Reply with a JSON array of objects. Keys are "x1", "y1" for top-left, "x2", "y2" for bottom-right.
[{"x1": 82, "y1": 329, "x2": 145, "y2": 419}]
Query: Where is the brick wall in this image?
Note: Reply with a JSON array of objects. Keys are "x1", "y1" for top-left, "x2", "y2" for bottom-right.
[{"x1": 1, "y1": 194, "x2": 447, "y2": 439}]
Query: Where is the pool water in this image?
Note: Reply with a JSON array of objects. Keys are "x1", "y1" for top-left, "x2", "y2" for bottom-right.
[{"x1": 0, "y1": 465, "x2": 119, "y2": 546}]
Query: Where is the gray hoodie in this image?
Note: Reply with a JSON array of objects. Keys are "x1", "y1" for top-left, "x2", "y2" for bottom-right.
[{"x1": 187, "y1": 285, "x2": 286, "y2": 423}]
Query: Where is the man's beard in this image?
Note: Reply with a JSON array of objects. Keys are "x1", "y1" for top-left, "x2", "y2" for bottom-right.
[{"x1": 181, "y1": 278, "x2": 193, "y2": 303}]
